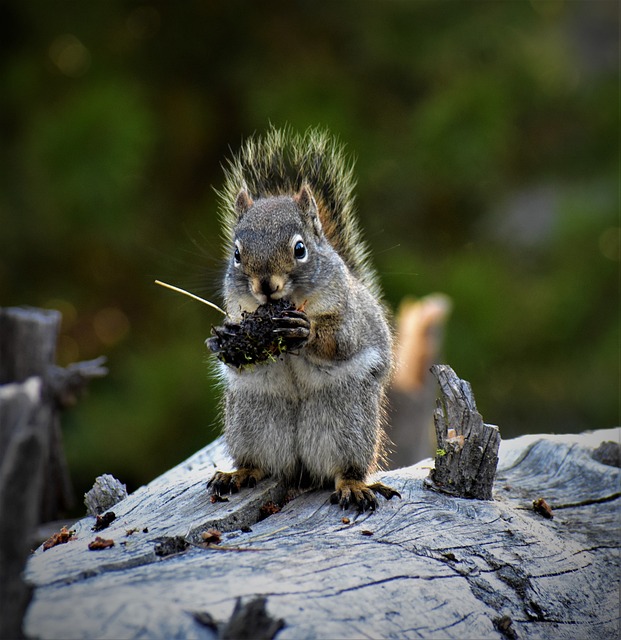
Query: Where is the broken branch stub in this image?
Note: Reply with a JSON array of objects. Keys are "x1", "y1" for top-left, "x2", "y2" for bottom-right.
[{"x1": 425, "y1": 364, "x2": 500, "y2": 500}]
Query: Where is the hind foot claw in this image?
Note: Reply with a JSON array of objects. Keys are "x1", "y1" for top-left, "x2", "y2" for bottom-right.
[
  {"x1": 330, "y1": 478, "x2": 401, "y2": 512},
  {"x1": 207, "y1": 467, "x2": 266, "y2": 495}
]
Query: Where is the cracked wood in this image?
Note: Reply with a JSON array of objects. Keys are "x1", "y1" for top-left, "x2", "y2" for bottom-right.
[{"x1": 23, "y1": 427, "x2": 620, "y2": 639}]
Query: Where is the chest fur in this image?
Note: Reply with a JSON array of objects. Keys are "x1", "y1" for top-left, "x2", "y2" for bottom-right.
[{"x1": 222, "y1": 341, "x2": 384, "y2": 400}]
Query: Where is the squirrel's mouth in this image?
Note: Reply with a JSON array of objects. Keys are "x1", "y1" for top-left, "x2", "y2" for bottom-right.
[
  {"x1": 250, "y1": 275, "x2": 288, "y2": 304},
  {"x1": 252, "y1": 292, "x2": 280, "y2": 305}
]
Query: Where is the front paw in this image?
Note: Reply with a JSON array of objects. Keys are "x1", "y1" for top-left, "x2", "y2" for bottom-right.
[
  {"x1": 207, "y1": 467, "x2": 266, "y2": 495},
  {"x1": 272, "y1": 309, "x2": 310, "y2": 350},
  {"x1": 207, "y1": 301, "x2": 307, "y2": 367},
  {"x1": 206, "y1": 322, "x2": 242, "y2": 356}
]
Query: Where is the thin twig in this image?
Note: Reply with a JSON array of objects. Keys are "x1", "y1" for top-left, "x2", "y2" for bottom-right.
[{"x1": 155, "y1": 280, "x2": 227, "y2": 316}]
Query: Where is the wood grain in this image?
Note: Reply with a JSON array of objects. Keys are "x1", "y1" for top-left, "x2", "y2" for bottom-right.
[{"x1": 24, "y1": 428, "x2": 620, "y2": 639}]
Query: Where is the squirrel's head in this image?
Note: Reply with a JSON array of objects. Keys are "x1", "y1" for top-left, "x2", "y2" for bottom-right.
[{"x1": 224, "y1": 183, "x2": 337, "y2": 311}]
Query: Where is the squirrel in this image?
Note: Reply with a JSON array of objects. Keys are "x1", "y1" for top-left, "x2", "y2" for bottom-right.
[{"x1": 207, "y1": 126, "x2": 400, "y2": 511}]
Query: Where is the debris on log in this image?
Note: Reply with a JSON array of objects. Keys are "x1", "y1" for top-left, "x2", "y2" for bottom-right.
[
  {"x1": 220, "y1": 596, "x2": 285, "y2": 640},
  {"x1": 425, "y1": 364, "x2": 500, "y2": 500},
  {"x1": 592, "y1": 440, "x2": 620, "y2": 468},
  {"x1": 84, "y1": 474, "x2": 128, "y2": 517}
]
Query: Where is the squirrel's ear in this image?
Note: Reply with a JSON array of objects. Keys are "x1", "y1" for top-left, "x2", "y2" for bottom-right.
[
  {"x1": 294, "y1": 183, "x2": 322, "y2": 236},
  {"x1": 235, "y1": 187, "x2": 254, "y2": 218}
]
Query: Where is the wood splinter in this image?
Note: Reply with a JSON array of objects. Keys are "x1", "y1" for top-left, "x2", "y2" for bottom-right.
[{"x1": 424, "y1": 364, "x2": 500, "y2": 500}]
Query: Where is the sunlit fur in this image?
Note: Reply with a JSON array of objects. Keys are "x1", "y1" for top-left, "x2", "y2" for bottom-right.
[
  {"x1": 216, "y1": 125, "x2": 381, "y2": 299},
  {"x1": 213, "y1": 127, "x2": 394, "y2": 497}
]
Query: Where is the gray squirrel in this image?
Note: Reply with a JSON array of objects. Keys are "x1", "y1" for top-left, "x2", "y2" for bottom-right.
[{"x1": 207, "y1": 126, "x2": 399, "y2": 511}]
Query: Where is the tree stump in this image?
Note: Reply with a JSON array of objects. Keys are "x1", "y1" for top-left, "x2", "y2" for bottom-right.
[{"x1": 22, "y1": 423, "x2": 620, "y2": 639}]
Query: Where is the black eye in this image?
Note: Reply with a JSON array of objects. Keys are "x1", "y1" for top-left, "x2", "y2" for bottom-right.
[
  {"x1": 234, "y1": 246, "x2": 241, "y2": 264},
  {"x1": 294, "y1": 240, "x2": 307, "y2": 260}
]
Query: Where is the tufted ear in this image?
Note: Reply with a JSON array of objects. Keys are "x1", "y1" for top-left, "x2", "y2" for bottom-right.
[
  {"x1": 235, "y1": 186, "x2": 254, "y2": 218},
  {"x1": 294, "y1": 183, "x2": 322, "y2": 236}
]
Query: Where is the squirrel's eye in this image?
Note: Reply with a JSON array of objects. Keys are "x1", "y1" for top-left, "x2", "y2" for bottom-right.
[
  {"x1": 294, "y1": 240, "x2": 307, "y2": 260},
  {"x1": 234, "y1": 246, "x2": 241, "y2": 264}
]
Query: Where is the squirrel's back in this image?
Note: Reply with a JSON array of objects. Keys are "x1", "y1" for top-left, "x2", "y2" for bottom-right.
[{"x1": 217, "y1": 125, "x2": 380, "y2": 297}]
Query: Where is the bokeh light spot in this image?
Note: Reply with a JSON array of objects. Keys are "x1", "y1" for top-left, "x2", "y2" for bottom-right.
[
  {"x1": 49, "y1": 34, "x2": 91, "y2": 78},
  {"x1": 93, "y1": 307, "x2": 130, "y2": 346}
]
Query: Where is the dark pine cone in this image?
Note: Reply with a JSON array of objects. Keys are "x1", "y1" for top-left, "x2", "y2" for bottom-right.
[{"x1": 208, "y1": 299, "x2": 300, "y2": 369}]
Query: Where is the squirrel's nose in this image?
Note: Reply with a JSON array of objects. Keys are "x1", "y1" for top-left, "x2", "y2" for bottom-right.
[{"x1": 260, "y1": 278, "x2": 280, "y2": 298}]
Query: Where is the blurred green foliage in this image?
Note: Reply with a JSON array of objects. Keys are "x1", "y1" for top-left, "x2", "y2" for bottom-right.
[{"x1": 0, "y1": 1, "x2": 617, "y2": 507}]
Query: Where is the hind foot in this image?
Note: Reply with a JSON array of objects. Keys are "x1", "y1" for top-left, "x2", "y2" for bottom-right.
[
  {"x1": 330, "y1": 478, "x2": 401, "y2": 512},
  {"x1": 207, "y1": 467, "x2": 267, "y2": 495}
]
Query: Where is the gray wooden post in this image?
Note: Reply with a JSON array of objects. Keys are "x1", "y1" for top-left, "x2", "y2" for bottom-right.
[{"x1": 0, "y1": 306, "x2": 107, "y2": 639}]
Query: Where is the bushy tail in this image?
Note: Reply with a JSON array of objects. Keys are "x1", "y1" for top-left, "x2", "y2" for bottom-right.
[{"x1": 218, "y1": 125, "x2": 380, "y2": 297}]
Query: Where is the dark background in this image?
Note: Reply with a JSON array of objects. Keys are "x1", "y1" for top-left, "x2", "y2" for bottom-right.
[{"x1": 1, "y1": 1, "x2": 617, "y2": 508}]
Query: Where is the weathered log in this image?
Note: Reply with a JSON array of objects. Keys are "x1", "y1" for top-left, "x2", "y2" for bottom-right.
[{"x1": 23, "y1": 425, "x2": 620, "y2": 639}]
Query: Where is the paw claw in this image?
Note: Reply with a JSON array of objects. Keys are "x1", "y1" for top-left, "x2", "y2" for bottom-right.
[
  {"x1": 333, "y1": 479, "x2": 399, "y2": 512},
  {"x1": 208, "y1": 468, "x2": 265, "y2": 497},
  {"x1": 273, "y1": 327, "x2": 310, "y2": 338},
  {"x1": 367, "y1": 482, "x2": 401, "y2": 501},
  {"x1": 271, "y1": 312, "x2": 310, "y2": 350},
  {"x1": 279, "y1": 310, "x2": 309, "y2": 321},
  {"x1": 208, "y1": 471, "x2": 239, "y2": 496},
  {"x1": 272, "y1": 315, "x2": 310, "y2": 350}
]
